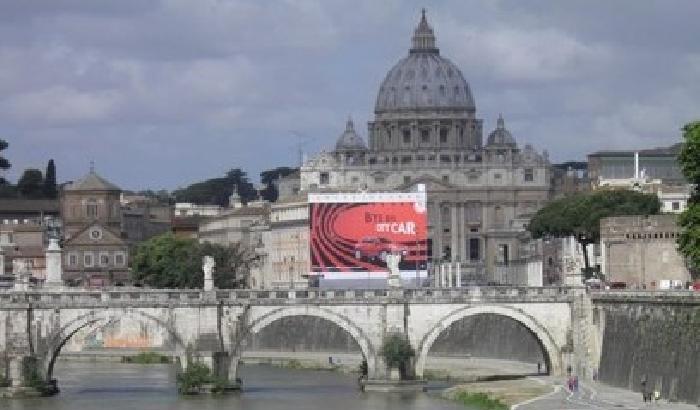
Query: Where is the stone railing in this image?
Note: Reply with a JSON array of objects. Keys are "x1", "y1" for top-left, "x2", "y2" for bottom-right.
[
  {"x1": 590, "y1": 289, "x2": 700, "y2": 305},
  {"x1": 0, "y1": 286, "x2": 582, "y2": 308}
]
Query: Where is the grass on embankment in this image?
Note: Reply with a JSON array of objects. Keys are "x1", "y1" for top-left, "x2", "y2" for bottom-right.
[
  {"x1": 443, "y1": 379, "x2": 553, "y2": 409},
  {"x1": 453, "y1": 391, "x2": 508, "y2": 410}
]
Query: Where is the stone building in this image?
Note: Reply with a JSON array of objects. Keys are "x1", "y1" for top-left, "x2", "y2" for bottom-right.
[
  {"x1": 0, "y1": 199, "x2": 61, "y2": 275},
  {"x1": 60, "y1": 169, "x2": 130, "y2": 286},
  {"x1": 295, "y1": 11, "x2": 551, "y2": 282},
  {"x1": 252, "y1": 196, "x2": 309, "y2": 289},
  {"x1": 600, "y1": 214, "x2": 691, "y2": 288}
]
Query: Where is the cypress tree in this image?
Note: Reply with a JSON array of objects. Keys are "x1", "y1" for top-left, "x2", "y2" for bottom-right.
[{"x1": 43, "y1": 159, "x2": 57, "y2": 198}]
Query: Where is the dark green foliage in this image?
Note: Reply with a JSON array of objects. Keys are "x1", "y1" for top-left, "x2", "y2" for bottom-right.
[
  {"x1": 123, "y1": 351, "x2": 171, "y2": 364},
  {"x1": 678, "y1": 121, "x2": 700, "y2": 275},
  {"x1": 528, "y1": 190, "x2": 660, "y2": 271},
  {"x1": 453, "y1": 391, "x2": 507, "y2": 410},
  {"x1": 0, "y1": 184, "x2": 18, "y2": 198},
  {"x1": 43, "y1": 159, "x2": 57, "y2": 198},
  {"x1": 17, "y1": 168, "x2": 44, "y2": 199},
  {"x1": 130, "y1": 233, "x2": 258, "y2": 288},
  {"x1": 173, "y1": 168, "x2": 256, "y2": 207},
  {"x1": 379, "y1": 333, "x2": 414, "y2": 377},
  {"x1": 259, "y1": 166, "x2": 298, "y2": 202},
  {"x1": 0, "y1": 139, "x2": 10, "y2": 181},
  {"x1": 176, "y1": 362, "x2": 229, "y2": 394}
]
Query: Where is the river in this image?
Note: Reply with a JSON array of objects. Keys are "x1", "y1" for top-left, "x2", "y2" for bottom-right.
[{"x1": 0, "y1": 362, "x2": 471, "y2": 410}]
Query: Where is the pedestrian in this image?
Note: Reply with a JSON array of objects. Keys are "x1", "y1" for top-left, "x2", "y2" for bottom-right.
[
  {"x1": 537, "y1": 362, "x2": 541, "y2": 374},
  {"x1": 641, "y1": 377, "x2": 648, "y2": 402},
  {"x1": 573, "y1": 375, "x2": 579, "y2": 392}
]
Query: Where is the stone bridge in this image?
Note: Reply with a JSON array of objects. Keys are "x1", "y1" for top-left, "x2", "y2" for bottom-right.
[
  {"x1": 5, "y1": 286, "x2": 695, "y2": 398},
  {"x1": 0, "y1": 286, "x2": 587, "y2": 394}
]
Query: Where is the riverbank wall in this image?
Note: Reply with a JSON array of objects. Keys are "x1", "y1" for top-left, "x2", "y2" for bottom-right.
[{"x1": 596, "y1": 300, "x2": 700, "y2": 404}]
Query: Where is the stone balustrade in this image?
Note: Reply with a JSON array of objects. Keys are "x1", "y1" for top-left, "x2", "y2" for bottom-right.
[{"x1": 0, "y1": 286, "x2": 585, "y2": 308}]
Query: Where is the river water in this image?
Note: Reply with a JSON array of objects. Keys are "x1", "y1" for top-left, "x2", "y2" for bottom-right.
[{"x1": 0, "y1": 363, "x2": 470, "y2": 410}]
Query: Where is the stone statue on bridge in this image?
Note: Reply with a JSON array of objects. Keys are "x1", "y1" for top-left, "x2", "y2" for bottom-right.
[
  {"x1": 386, "y1": 252, "x2": 402, "y2": 288},
  {"x1": 203, "y1": 255, "x2": 215, "y2": 291}
]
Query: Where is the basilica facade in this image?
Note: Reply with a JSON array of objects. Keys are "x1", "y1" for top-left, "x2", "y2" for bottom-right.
[{"x1": 295, "y1": 11, "x2": 551, "y2": 281}]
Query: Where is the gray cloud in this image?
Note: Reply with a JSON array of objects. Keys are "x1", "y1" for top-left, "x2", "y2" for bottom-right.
[{"x1": 0, "y1": 0, "x2": 698, "y2": 190}]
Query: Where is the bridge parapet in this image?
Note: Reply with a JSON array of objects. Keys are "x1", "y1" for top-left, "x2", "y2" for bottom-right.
[
  {"x1": 0, "y1": 286, "x2": 583, "y2": 308},
  {"x1": 590, "y1": 290, "x2": 700, "y2": 305}
]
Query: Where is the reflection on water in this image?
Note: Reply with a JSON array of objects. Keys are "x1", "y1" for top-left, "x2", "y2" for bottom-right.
[{"x1": 0, "y1": 362, "x2": 470, "y2": 410}]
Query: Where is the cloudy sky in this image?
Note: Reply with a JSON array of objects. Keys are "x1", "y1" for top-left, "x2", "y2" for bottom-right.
[{"x1": 2, "y1": 0, "x2": 699, "y2": 190}]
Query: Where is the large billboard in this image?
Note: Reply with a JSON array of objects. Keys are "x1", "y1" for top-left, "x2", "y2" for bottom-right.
[{"x1": 309, "y1": 190, "x2": 428, "y2": 286}]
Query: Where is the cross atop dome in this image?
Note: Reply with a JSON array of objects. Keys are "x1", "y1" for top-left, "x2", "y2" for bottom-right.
[{"x1": 411, "y1": 8, "x2": 438, "y2": 54}]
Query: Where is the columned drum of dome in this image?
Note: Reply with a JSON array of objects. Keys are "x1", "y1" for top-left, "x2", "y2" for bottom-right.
[{"x1": 369, "y1": 10, "x2": 482, "y2": 153}]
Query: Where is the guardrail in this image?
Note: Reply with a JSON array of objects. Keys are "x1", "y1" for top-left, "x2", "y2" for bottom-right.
[{"x1": 0, "y1": 286, "x2": 584, "y2": 307}]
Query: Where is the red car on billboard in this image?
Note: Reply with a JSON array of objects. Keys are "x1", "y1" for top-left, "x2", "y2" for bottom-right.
[{"x1": 354, "y1": 236, "x2": 408, "y2": 262}]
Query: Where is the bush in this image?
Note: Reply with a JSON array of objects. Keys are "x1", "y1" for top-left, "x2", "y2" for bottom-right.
[
  {"x1": 176, "y1": 362, "x2": 228, "y2": 394},
  {"x1": 380, "y1": 333, "x2": 415, "y2": 374}
]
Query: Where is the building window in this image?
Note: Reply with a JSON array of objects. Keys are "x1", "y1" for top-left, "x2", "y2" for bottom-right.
[
  {"x1": 351, "y1": 176, "x2": 359, "y2": 183},
  {"x1": 442, "y1": 175, "x2": 449, "y2": 183},
  {"x1": 469, "y1": 238, "x2": 480, "y2": 261},
  {"x1": 421, "y1": 129, "x2": 430, "y2": 143},
  {"x1": 115, "y1": 252, "x2": 126, "y2": 267},
  {"x1": 416, "y1": 155, "x2": 425, "y2": 162},
  {"x1": 368, "y1": 157, "x2": 377, "y2": 165},
  {"x1": 99, "y1": 253, "x2": 110, "y2": 266},
  {"x1": 402, "y1": 129, "x2": 411, "y2": 144},
  {"x1": 498, "y1": 244, "x2": 509, "y2": 265},
  {"x1": 84, "y1": 252, "x2": 94, "y2": 267},
  {"x1": 672, "y1": 201, "x2": 680, "y2": 211},
  {"x1": 440, "y1": 128, "x2": 448, "y2": 143},
  {"x1": 68, "y1": 253, "x2": 78, "y2": 266},
  {"x1": 524, "y1": 168, "x2": 534, "y2": 182},
  {"x1": 440, "y1": 155, "x2": 451, "y2": 163},
  {"x1": 403, "y1": 176, "x2": 411, "y2": 185},
  {"x1": 319, "y1": 172, "x2": 330, "y2": 185},
  {"x1": 401, "y1": 156, "x2": 412, "y2": 164},
  {"x1": 86, "y1": 199, "x2": 98, "y2": 218}
]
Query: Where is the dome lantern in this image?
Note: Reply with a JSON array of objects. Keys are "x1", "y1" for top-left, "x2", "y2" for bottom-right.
[{"x1": 411, "y1": 9, "x2": 438, "y2": 54}]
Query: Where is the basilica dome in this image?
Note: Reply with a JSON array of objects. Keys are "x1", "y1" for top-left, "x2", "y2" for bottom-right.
[{"x1": 375, "y1": 10, "x2": 475, "y2": 114}]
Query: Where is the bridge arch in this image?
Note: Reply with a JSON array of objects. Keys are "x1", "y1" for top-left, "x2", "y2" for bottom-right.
[
  {"x1": 42, "y1": 308, "x2": 189, "y2": 381},
  {"x1": 239, "y1": 306, "x2": 377, "y2": 377},
  {"x1": 415, "y1": 305, "x2": 563, "y2": 378}
]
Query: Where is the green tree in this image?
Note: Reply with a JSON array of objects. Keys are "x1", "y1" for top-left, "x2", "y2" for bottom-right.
[
  {"x1": 173, "y1": 168, "x2": 256, "y2": 207},
  {"x1": 528, "y1": 190, "x2": 660, "y2": 275},
  {"x1": 131, "y1": 233, "x2": 258, "y2": 288},
  {"x1": 17, "y1": 168, "x2": 44, "y2": 199},
  {"x1": 678, "y1": 121, "x2": 700, "y2": 276},
  {"x1": 379, "y1": 333, "x2": 415, "y2": 379},
  {"x1": 259, "y1": 166, "x2": 298, "y2": 202},
  {"x1": 0, "y1": 139, "x2": 10, "y2": 184},
  {"x1": 43, "y1": 159, "x2": 57, "y2": 198}
]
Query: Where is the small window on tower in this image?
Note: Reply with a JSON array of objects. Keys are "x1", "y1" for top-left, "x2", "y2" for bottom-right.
[
  {"x1": 421, "y1": 129, "x2": 430, "y2": 143},
  {"x1": 440, "y1": 128, "x2": 448, "y2": 143},
  {"x1": 403, "y1": 129, "x2": 411, "y2": 144}
]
